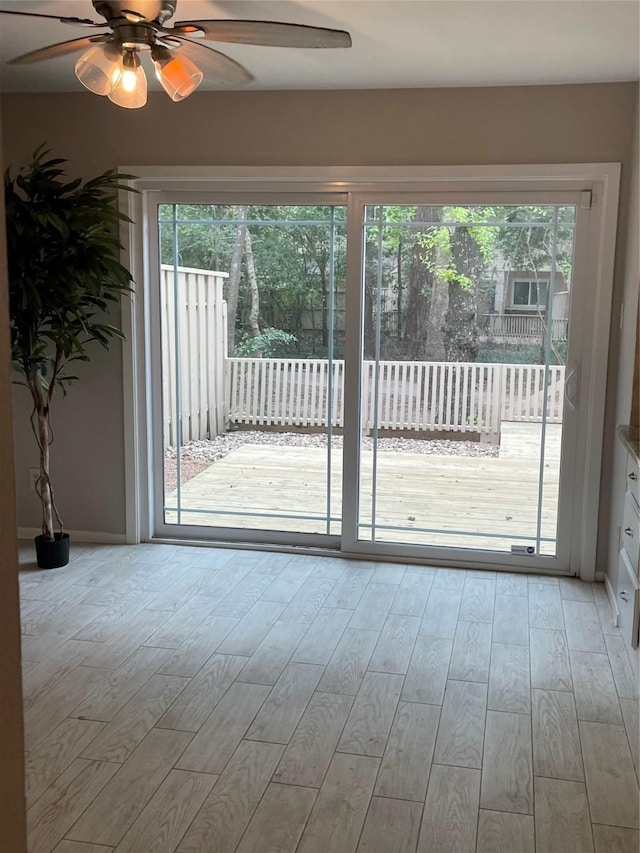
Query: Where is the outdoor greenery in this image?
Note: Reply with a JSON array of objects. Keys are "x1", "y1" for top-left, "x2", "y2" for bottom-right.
[
  {"x1": 5, "y1": 147, "x2": 135, "y2": 541},
  {"x1": 160, "y1": 204, "x2": 347, "y2": 358},
  {"x1": 234, "y1": 326, "x2": 298, "y2": 358},
  {"x1": 478, "y1": 341, "x2": 567, "y2": 366},
  {"x1": 159, "y1": 202, "x2": 574, "y2": 364}
]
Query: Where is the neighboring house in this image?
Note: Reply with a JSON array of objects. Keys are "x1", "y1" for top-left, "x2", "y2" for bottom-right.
[
  {"x1": 374, "y1": 263, "x2": 570, "y2": 348},
  {"x1": 479, "y1": 267, "x2": 570, "y2": 345},
  {"x1": 297, "y1": 265, "x2": 570, "y2": 351}
]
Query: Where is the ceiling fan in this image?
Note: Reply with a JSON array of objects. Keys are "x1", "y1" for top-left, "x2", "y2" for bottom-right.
[{"x1": 0, "y1": 1, "x2": 352, "y2": 108}]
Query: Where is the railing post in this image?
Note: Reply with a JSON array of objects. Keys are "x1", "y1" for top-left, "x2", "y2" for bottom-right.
[
  {"x1": 491, "y1": 362, "x2": 504, "y2": 443},
  {"x1": 222, "y1": 300, "x2": 230, "y2": 432}
]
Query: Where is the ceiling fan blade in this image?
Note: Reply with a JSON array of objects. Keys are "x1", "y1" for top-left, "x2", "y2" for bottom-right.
[
  {"x1": 171, "y1": 38, "x2": 253, "y2": 85},
  {"x1": 9, "y1": 35, "x2": 111, "y2": 66},
  {"x1": 168, "y1": 19, "x2": 352, "y2": 49},
  {"x1": 0, "y1": 9, "x2": 101, "y2": 26}
]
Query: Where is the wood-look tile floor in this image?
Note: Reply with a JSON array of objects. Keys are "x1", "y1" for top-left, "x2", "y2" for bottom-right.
[{"x1": 18, "y1": 543, "x2": 640, "y2": 853}]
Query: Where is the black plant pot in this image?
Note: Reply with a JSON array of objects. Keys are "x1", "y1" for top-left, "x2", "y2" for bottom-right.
[{"x1": 34, "y1": 533, "x2": 70, "y2": 569}]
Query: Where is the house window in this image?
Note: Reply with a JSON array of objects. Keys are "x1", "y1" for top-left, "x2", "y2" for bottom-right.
[{"x1": 512, "y1": 279, "x2": 549, "y2": 309}]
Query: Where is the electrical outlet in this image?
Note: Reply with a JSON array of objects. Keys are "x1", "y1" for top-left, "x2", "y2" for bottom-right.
[{"x1": 29, "y1": 468, "x2": 39, "y2": 491}]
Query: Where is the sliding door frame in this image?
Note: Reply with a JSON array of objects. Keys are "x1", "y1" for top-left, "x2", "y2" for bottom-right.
[
  {"x1": 121, "y1": 164, "x2": 620, "y2": 580},
  {"x1": 148, "y1": 191, "x2": 347, "y2": 550},
  {"x1": 342, "y1": 190, "x2": 590, "y2": 576}
]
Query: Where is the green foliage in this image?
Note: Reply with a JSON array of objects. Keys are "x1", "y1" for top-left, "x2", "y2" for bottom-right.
[
  {"x1": 491, "y1": 205, "x2": 575, "y2": 286},
  {"x1": 477, "y1": 341, "x2": 566, "y2": 366},
  {"x1": 550, "y1": 340, "x2": 567, "y2": 365},
  {"x1": 5, "y1": 146, "x2": 136, "y2": 393},
  {"x1": 5, "y1": 147, "x2": 136, "y2": 541},
  {"x1": 365, "y1": 204, "x2": 417, "y2": 251},
  {"x1": 412, "y1": 206, "x2": 498, "y2": 293},
  {"x1": 159, "y1": 202, "x2": 575, "y2": 366},
  {"x1": 234, "y1": 327, "x2": 298, "y2": 358},
  {"x1": 478, "y1": 344, "x2": 545, "y2": 364},
  {"x1": 160, "y1": 204, "x2": 347, "y2": 357}
]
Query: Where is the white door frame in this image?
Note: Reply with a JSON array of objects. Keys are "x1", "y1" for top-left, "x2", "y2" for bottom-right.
[
  {"x1": 148, "y1": 191, "x2": 347, "y2": 551},
  {"x1": 120, "y1": 164, "x2": 620, "y2": 580},
  {"x1": 342, "y1": 189, "x2": 588, "y2": 577}
]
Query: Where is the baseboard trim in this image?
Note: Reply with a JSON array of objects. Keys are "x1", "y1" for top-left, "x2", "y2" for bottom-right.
[
  {"x1": 604, "y1": 573, "x2": 620, "y2": 627},
  {"x1": 18, "y1": 527, "x2": 127, "y2": 545}
]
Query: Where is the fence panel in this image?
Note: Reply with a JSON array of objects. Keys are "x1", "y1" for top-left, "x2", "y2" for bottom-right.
[
  {"x1": 221, "y1": 358, "x2": 566, "y2": 442},
  {"x1": 226, "y1": 359, "x2": 559, "y2": 436},
  {"x1": 160, "y1": 270, "x2": 568, "y2": 452},
  {"x1": 160, "y1": 265, "x2": 228, "y2": 449},
  {"x1": 502, "y1": 364, "x2": 565, "y2": 423}
]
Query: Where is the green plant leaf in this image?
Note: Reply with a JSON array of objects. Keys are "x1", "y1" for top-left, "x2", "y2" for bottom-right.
[{"x1": 5, "y1": 146, "x2": 138, "y2": 530}]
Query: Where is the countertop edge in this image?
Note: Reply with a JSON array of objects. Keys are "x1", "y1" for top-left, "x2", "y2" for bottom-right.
[{"x1": 618, "y1": 424, "x2": 640, "y2": 461}]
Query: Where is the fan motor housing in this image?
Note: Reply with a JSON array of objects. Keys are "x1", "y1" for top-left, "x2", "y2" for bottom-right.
[{"x1": 92, "y1": 1, "x2": 177, "y2": 25}]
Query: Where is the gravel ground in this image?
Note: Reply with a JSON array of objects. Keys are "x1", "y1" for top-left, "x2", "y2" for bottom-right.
[{"x1": 164, "y1": 430, "x2": 498, "y2": 491}]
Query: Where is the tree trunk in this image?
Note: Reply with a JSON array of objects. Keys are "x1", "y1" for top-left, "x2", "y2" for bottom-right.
[
  {"x1": 226, "y1": 205, "x2": 248, "y2": 355},
  {"x1": 320, "y1": 264, "x2": 328, "y2": 350},
  {"x1": 363, "y1": 238, "x2": 377, "y2": 360},
  {"x1": 29, "y1": 369, "x2": 60, "y2": 540},
  {"x1": 244, "y1": 228, "x2": 261, "y2": 355},
  {"x1": 445, "y1": 284, "x2": 479, "y2": 362},
  {"x1": 423, "y1": 273, "x2": 448, "y2": 361},
  {"x1": 444, "y1": 228, "x2": 483, "y2": 362},
  {"x1": 396, "y1": 237, "x2": 403, "y2": 340},
  {"x1": 403, "y1": 206, "x2": 439, "y2": 360}
]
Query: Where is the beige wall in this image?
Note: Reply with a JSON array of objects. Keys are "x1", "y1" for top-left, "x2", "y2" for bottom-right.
[
  {"x1": 1, "y1": 82, "x2": 638, "y2": 555},
  {"x1": 633, "y1": 305, "x2": 640, "y2": 429},
  {"x1": 0, "y1": 111, "x2": 28, "y2": 853}
]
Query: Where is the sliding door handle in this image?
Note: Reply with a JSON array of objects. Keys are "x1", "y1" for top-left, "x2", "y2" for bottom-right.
[{"x1": 564, "y1": 364, "x2": 579, "y2": 410}]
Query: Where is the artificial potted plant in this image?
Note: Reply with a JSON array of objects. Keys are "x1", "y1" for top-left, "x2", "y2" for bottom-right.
[{"x1": 5, "y1": 147, "x2": 134, "y2": 569}]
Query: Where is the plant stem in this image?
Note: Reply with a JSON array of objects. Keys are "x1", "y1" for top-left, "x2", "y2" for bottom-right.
[{"x1": 29, "y1": 370, "x2": 56, "y2": 540}]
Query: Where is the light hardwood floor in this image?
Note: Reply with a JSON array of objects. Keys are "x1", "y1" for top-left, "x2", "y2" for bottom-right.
[{"x1": 18, "y1": 543, "x2": 639, "y2": 853}]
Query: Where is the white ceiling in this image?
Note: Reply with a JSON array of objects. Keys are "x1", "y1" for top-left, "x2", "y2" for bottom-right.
[{"x1": 0, "y1": 0, "x2": 638, "y2": 93}]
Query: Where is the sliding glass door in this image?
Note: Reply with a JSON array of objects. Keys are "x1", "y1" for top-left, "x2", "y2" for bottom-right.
[
  {"x1": 148, "y1": 185, "x2": 593, "y2": 573},
  {"x1": 355, "y1": 202, "x2": 577, "y2": 562},
  {"x1": 154, "y1": 200, "x2": 346, "y2": 545}
]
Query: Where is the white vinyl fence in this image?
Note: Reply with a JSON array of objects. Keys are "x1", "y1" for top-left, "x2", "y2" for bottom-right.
[
  {"x1": 160, "y1": 266, "x2": 228, "y2": 448},
  {"x1": 226, "y1": 359, "x2": 565, "y2": 440},
  {"x1": 160, "y1": 268, "x2": 565, "y2": 449}
]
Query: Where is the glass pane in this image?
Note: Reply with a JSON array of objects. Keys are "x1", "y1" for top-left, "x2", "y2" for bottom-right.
[
  {"x1": 358, "y1": 203, "x2": 575, "y2": 555},
  {"x1": 159, "y1": 204, "x2": 346, "y2": 536}
]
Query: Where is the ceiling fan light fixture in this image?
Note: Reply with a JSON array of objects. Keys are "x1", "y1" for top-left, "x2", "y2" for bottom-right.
[
  {"x1": 2, "y1": 2, "x2": 353, "y2": 109},
  {"x1": 74, "y1": 41, "x2": 122, "y2": 95},
  {"x1": 152, "y1": 45, "x2": 203, "y2": 101},
  {"x1": 108, "y1": 48, "x2": 147, "y2": 108}
]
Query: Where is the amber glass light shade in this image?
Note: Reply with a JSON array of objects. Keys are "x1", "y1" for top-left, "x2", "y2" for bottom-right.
[{"x1": 152, "y1": 46, "x2": 203, "y2": 101}]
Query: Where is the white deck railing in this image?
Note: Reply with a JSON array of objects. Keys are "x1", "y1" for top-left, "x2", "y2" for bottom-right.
[
  {"x1": 480, "y1": 313, "x2": 568, "y2": 341},
  {"x1": 160, "y1": 269, "x2": 566, "y2": 448},
  {"x1": 226, "y1": 359, "x2": 565, "y2": 437}
]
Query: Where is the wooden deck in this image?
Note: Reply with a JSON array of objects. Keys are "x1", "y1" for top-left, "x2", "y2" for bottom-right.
[{"x1": 165, "y1": 423, "x2": 562, "y2": 554}]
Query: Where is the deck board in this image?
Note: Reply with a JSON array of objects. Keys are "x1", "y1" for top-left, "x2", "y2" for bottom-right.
[{"x1": 165, "y1": 423, "x2": 561, "y2": 553}]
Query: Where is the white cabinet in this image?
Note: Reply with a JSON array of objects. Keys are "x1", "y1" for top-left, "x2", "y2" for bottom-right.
[
  {"x1": 614, "y1": 437, "x2": 640, "y2": 680},
  {"x1": 627, "y1": 452, "x2": 639, "y2": 498},
  {"x1": 617, "y1": 549, "x2": 639, "y2": 653},
  {"x1": 622, "y1": 491, "x2": 640, "y2": 574}
]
